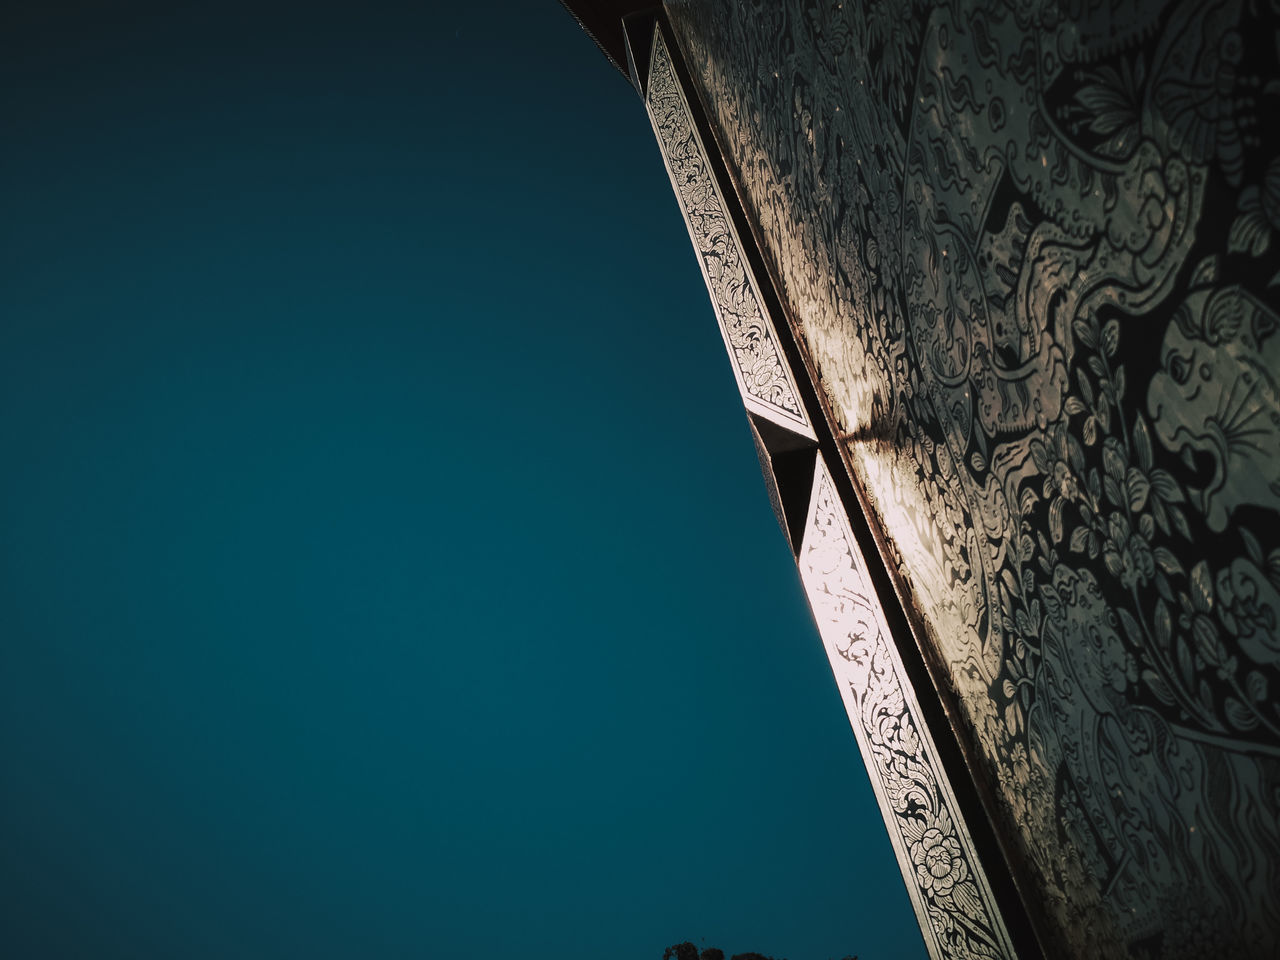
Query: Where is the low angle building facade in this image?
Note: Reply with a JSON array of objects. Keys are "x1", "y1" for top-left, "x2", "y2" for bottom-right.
[{"x1": 564, "y1": 3, "x2": 1280, "y2": 958}]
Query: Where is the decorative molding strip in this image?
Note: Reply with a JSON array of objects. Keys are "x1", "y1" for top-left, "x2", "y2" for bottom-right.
[
  {"x1": 643, "y1": 29, "x2": 815, "y2": 439},
  {"x1": 640, "y1": 19, "x2": 1022, "y2": 958},
  {"x1": 798, "y1": 455, "x2": 1017, "y2": 960}
]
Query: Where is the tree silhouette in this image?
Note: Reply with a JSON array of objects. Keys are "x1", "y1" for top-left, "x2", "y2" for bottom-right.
[{"x1": 663, "y1": 941, "x2": 856, "y2": 960}]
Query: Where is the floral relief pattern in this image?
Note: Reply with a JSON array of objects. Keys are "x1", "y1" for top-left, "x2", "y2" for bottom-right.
[
  {"x1": 645, "y1": 30, "x2": 812, "y2": 434},
  {"x1": 799, "y1": 457, "x2": 1015, "y2": 960},
  {"x1": 664, "y1": 1, "x2": 1280, "y2": 957}
]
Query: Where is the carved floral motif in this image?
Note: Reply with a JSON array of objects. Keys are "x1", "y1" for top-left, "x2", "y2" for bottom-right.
[
  {"x1": 665, "y1": 1, "x2": 1280, "y2": 956},
  {"x1": 799, "y1": 458, "x2": 1015, "y2": 960},
  {"x1": 645, "y1": 30, "x2": 811, "y2": 434}
]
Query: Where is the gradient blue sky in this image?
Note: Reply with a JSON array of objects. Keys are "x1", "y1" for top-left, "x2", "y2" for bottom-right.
[{"x1": 1, "y1": 3, "x2": 924, "y2": 958}]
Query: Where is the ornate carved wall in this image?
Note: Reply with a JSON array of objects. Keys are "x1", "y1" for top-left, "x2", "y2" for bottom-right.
[
  {"x1": 644, "y1": 29, "x2": 1018, "y2": 956},
  {"x1": 657, "y1": 1, "x2": 1280, "y2": 957}
]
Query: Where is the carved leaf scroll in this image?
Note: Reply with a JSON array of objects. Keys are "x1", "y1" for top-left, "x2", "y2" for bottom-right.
[
  {"x1": 798, "y1": 456, "x2": 1017, "y2": 960},
  {"x1": 644, "y1": 29, "x2": 813, "y2": 438}
]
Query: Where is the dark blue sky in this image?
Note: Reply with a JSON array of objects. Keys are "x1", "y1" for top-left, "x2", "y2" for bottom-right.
[{"x1": 1, "y1": 3, "x2": 923, "y2": 958}]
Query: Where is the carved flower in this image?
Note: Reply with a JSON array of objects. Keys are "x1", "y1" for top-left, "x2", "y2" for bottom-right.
[
  {"x1": 1007, "y1": 742, "x2": 1031, "y2": 788},
  {"x1": 911, "y1": 826, "x2": 968, "y2": 899},
  {"x1": 748, "y1": 352, "x2": 781, "y2": 389},
  {"x1": 1072, "y1": 57, "x2": 1143, "y2": 158},
  {"x1": 1214, "y1": 557, "x2": 1280, "y2": 667},
  {"x1": 1033, "y1": 423, "x2": 1084, "y2": 543},
  {"x1": 1050, "y1": 459, "x2": 1079, "y2": 502},
  {"x1": 1102, "y1": 513, "x2": 1155, "y2": 590},
  {"x1": 1058, "y1": 783, "x2": 1087, "y2": 841}
]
